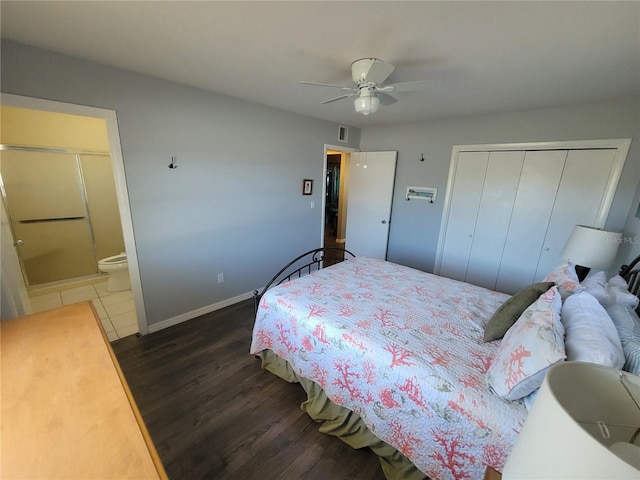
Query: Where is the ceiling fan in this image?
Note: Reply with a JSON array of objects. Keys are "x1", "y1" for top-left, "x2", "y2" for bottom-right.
[{"x1": 298, "y1": 58, "x2": 430, "y2": 115}]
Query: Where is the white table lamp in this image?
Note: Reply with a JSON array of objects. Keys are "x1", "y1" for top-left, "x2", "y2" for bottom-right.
[
  {"x1": 503, "y1": 362, "x2": 640, "y2": 479},
  {"x1": 560, "y1": 225, "x2": 622, "y2": 280}
]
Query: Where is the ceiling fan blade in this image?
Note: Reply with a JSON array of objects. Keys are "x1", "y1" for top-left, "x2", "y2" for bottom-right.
[
  {"x1": 298, "y1": 81, "x2": 353, "y2": 90},
  {"x1": 321, "y1": 92, "x2": 358, "y2": 104},
  {"x1": 384, "y1": 79, "x2": 432, "y2": 93},
  {"x1": 364, "y1": 59, "x2": 395, "y2": 84},
  {"x1": 377, "y1": 92, "x2": 398, "y2": 106}
]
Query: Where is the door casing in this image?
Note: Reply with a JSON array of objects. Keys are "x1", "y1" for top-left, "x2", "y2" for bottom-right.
[{"x1": 1, "y1": 94, "x2": 149, "y2": 334}]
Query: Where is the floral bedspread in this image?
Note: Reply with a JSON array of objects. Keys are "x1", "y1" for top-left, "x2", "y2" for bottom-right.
[{"x1": 250, "y1": 257, "x2": 527, "y2": 480}]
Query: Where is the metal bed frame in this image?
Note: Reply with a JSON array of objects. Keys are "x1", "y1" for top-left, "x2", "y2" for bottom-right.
[
  {"x1": 253, "y1": 247, "x2": 355, "y2": 314},
  {"x1": 619, "y1": 253, "x2": 640, "y2": 313}
]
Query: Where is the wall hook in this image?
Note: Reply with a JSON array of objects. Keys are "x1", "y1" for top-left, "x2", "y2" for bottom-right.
[
  {"x1": 420, "y1": 153, "x2": 425, "y2": 162},
  {"x1": 168, "y1": 156, "x2": 178, "y2": 169}
]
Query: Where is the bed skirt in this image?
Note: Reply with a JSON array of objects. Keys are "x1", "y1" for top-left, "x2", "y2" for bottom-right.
[{"x1": 256, "y1": 349, "x2": 429, "y2": 480}]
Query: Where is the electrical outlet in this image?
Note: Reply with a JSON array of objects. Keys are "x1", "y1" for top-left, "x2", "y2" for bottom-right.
[{"x1": 217, "y1": 273, "x2": 224, "y2": 283}]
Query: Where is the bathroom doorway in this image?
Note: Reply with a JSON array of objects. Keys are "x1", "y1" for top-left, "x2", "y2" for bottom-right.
[{"x1": 0, "y1": 94, "x2": 148, "y2": 335}]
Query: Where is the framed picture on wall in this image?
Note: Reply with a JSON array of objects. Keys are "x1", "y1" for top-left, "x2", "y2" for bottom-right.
[{"x1": 303, "y1": 179, "x2": 313, "y2": 195}]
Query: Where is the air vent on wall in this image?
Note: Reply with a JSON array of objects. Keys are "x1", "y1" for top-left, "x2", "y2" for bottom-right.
[{"x1": 338, "y1": 125, "x2": 348, "y2": 142}]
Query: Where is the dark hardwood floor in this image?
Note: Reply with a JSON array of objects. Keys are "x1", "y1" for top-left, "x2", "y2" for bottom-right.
[
  {"x1": 112, "y1": 299, "x2": 386, "y2": 480},
  {"x1": 323, "y1": 223, "x2": 349, "y2": 268}
]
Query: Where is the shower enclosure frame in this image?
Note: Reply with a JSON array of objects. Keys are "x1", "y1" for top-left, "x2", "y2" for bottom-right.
[{"x1": 0, "y1": 144, "x2": 107, "y2": 288}]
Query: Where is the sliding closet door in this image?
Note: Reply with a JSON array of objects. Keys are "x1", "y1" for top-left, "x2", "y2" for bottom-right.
[
  {"x1": 495, "y1": 150, "x2": 567, "y2": 293},
  {"x1": 438, "y1": 152, "x2": 488, "y2": 281},
  {"x1": 438, "y1": 141, "x2": 628, "y2": 295},
  {"x1": 534, "y1": 149, "x2": 618, "y2": 280},
  {"x1": 465, "y1": 151, "x2": 524, "y2": 289}
]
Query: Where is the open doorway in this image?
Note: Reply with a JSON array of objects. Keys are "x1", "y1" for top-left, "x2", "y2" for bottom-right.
[
  {"x1": 322, "y1": 144, "x2": 356, "y2": 266},
  {"x1": 0, "y1": 94, "x2": 148, "y2": 335},
  {"x1": 324, "y1": 152, "x2": 341, "y2": 240}
]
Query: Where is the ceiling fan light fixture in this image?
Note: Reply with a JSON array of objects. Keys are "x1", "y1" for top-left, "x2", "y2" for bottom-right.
[
  {"x1": 299, "y1": 58, "x2": 428, "y2": 115},
  {"x1": 354, "y1": 95, "x2": 380, "y2": 115}
]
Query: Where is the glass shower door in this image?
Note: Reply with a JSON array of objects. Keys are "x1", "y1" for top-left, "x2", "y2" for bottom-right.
[{"x1": 0, "y1": 149, "x2": 98, "y2": 286}]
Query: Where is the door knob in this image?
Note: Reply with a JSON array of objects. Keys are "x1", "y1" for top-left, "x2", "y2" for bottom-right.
[
  {"x1": 381, "y1": 220, "x2": 387, "y2": 224},
  {"x1": 14, "y1": 239, "x2": 23, "y2": 246}
]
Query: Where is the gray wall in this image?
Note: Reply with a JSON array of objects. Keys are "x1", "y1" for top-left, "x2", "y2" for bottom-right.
[
  {"x1": 1, "y1": 40, "x2": 361, "y2": 326},
  {"x1": 3, "y1": 40, "x2": 639, "y2": 328},
  {"x1": 361, "y1": 98, "x2": 640, "y2": 273}
]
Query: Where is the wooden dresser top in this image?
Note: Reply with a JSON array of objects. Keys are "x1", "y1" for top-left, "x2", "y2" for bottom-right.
[{"x1": 1, "y1": 301, "x2": 166, "y2": 479}]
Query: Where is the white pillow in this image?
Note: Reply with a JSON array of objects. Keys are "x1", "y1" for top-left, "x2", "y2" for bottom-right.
[
  {"x1": 606, "y1": 275, "x2": 639, "y2": 309},
  {"x1": 543, "y1": 261, "x2": 582, "y2": 300},
  {"x1": 608, "y1": 274, "x2": 629, "y2": 288},
  {"x1": 522, "y1": 388, "x2": 539, "y2": 411},
  {"x1": 584, "y1": 270, "x2": 607, "y2": 287},
  {"x1": 487, "y1": 286, "x2": 565, "y2": 401},
  {"x1": 581, "y1": 271, "x2": 611, "y2": 306},
  {"x1": 561, "y1": 291, "x2": 625, "y2": 368},
  {"x1": 605, "y1": 303, "x2": 640, "y2": 376}
]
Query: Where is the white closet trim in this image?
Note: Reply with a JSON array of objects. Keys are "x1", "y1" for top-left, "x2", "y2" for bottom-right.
[{"x1": 449, "y1": 138, "x2": 631, "y2": 153}]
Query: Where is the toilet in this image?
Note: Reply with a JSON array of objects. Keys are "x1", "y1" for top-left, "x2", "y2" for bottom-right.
[{"x1": 98, "y1": 253, "x2": 130, "y2": 292}]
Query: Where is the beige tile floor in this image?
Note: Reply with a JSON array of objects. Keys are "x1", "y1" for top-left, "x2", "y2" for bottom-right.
[{"x1": 29, "y1": 280, "x2": 138, "y2": 342}]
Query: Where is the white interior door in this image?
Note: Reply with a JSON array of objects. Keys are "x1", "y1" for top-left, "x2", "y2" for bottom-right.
[
  {"x1": 345, "y1": 151, "x2": 397, "y2": 259},
  {"x1": 1, "y1": 197, "x2": 31, "y2": 319}
]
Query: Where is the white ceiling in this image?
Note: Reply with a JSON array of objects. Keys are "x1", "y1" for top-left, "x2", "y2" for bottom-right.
[{"x1": 1, "y1": 1, "x2": 639, "y2": 127}]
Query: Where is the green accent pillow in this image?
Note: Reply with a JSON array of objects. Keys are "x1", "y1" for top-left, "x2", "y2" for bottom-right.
[{"x1": 483, "y1": 282, "x2": 555, "y2": 342}]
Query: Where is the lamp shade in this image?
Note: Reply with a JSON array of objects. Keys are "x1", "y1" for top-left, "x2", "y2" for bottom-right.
[
  {"x1": 503, "y1": 362, "x2": 640, "y2": 479},
  {"x1": 354, "y1": 95, "x2": 380, "y2": 115},
  {"x1": 560, "y1": 225, "x2": 622, "y2": 270}
]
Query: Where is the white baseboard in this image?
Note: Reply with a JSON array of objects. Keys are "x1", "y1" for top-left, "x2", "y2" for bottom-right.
[
  {"x1": 147, "y1": 290, "x2": 255, "y2": 333},
  {"x1": 336, "y1": 238, "x2": 346, "y2": 244}
]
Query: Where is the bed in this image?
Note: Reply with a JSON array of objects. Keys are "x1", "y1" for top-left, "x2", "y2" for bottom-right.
[{"x1": 250, "y1": 248, "x2": 640, "y2": 480}]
